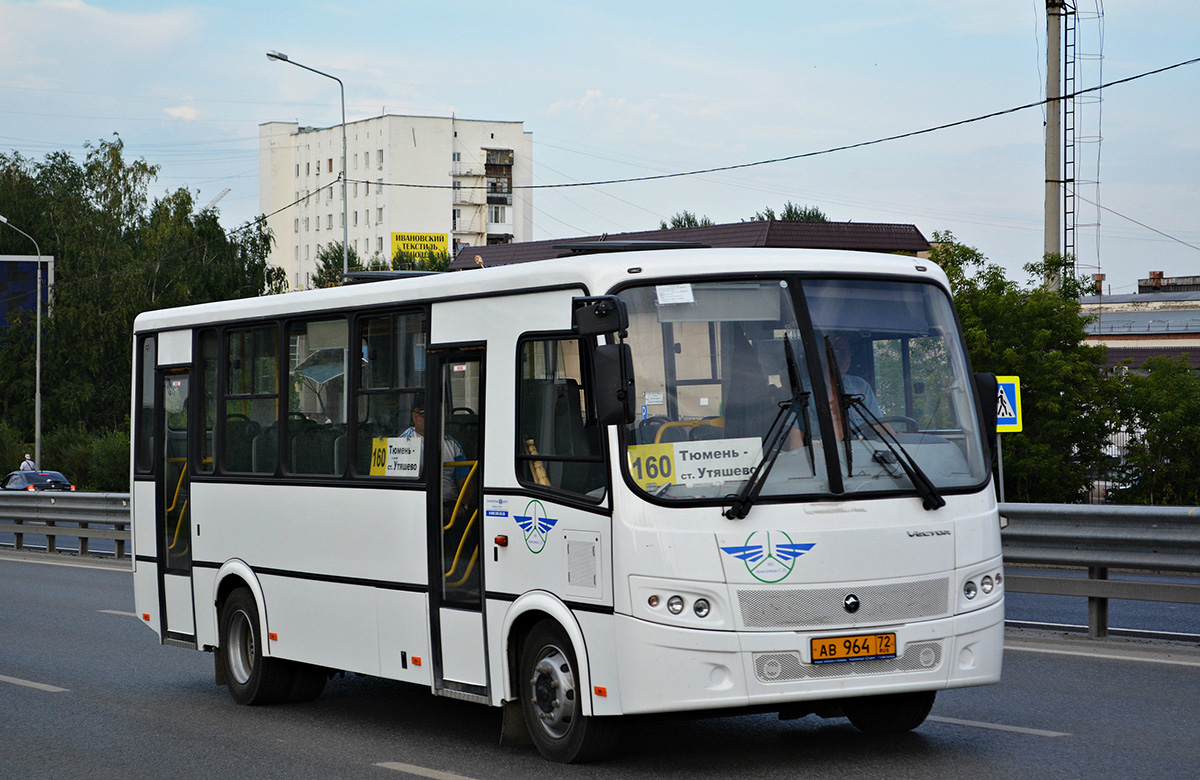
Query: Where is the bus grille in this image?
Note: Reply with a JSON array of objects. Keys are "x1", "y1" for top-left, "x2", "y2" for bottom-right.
[
  {"x1": 737, "y1": 577, "x2": 950, "y2": 629},
  {"x1": 752, "y1": 641, "x2": 943, "y2": 683}
]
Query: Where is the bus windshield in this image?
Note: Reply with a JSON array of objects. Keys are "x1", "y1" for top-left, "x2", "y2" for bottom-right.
[{"x1": 619, "y1": 277, "x2": 988, "y2": 504}]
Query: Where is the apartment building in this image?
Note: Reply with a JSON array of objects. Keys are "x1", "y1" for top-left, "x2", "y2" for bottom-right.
[{"x1": 259, "y1": 115, "x2": 533, "y2": 289}]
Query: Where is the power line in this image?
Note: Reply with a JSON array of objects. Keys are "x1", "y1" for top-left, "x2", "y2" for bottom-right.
[
  {"x1": 1077, "y1": 195, "x2": 1200, "y2": 254},
  {"x1": 357, "y1": 55, "x2": 1200, "y2": 192}
]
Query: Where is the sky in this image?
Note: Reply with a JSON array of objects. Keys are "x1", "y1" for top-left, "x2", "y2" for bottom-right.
[{"x1": 1, "y1": 0, "x2": 1197, "y2": 295}]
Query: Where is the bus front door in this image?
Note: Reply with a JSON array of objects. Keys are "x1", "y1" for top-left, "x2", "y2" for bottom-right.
[
  {"x1": 158, "y1": 370, "x2": 196, "y2": 646},
  {"x1": 427, "y1": 348, "x2": 488, "y2": 698}
]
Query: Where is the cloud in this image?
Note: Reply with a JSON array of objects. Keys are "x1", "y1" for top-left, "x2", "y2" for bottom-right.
[
  {"x1": 164, "y1": 105, "x2": 200, "y2": 121},
  {"x1": 546, "y1": 89, "x2": 659, "y2": 124},
  {"x1": 0, "y1": 0, "x2": 199, "y2": 75}
]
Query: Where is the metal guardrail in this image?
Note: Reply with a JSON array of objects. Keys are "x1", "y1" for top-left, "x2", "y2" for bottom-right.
[
  {"x1": 0, "y1": 492, "x2": 131, "y2": 559},
  {"x1": 1, "y1": 495, "x2": 1196, "y2": 639},
  {"x1": 999, "y1": 502, "x2": 1200, "y2": 638}
]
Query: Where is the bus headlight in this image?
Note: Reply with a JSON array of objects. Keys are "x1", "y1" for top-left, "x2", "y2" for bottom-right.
[
  {"x1": 667, "y1": 595, "x2": 685, "y2": 615},
  {"x1": 981, "y1": 575, "x2": 994, "y2": 594},
  {"x1": 693, "y1": 599, "x2": 711, "y2": 618},
  {"x1": 964, "y1": 581, "x2": 978, "y2": 600}
]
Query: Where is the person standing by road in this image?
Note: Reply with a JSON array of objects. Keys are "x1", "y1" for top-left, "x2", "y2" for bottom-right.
[{"x1": 19, "y1": 453, "x2": 35, "y2": 471}]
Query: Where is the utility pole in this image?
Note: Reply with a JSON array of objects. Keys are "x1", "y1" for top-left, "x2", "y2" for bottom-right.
[{"x1": 1044, "y1": 0, "x2": 1066, "y2": 291}]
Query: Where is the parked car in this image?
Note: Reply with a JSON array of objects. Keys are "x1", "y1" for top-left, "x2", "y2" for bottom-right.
[{"x1": 1, "y1": 471, "x2": 76, "y2": 491}]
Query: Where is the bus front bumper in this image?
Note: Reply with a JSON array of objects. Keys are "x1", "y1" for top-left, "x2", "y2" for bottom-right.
[{"x1": 609, "y1": 599, "x2": 1003, "y2": 716}]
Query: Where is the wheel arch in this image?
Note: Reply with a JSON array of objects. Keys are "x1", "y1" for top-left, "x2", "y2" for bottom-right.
[
  {"x1": 211, "y1": 559, "x2": 273, "y2": 657},
  {"x1": 500, "y1": 591, "x2": 594, "y2": 717}
]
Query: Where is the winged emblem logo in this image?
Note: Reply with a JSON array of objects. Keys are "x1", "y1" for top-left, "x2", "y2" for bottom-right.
[
  {"x1": 514, "y1": 500, "x2": 558, "y2": 553},
  {"x1": 721, "y1": 532, "x2": 814, "y2": 583}
]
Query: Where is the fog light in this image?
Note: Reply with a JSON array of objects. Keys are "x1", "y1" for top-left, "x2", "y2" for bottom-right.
[
  {"x1": 995, "y1": 572, "x2": 1003, "y2": 587},
  {"x1": 693, "y1": 598, "x2": 711, "y2": 618},
  {"x1": 964, "y1": 581, "x2": 978, "y2": 600},
  {"x1": 648, "y1": 594, "x2": 660, "y2": 608},
  {"x1": 981, "y1": 575, "x2": 994, "y2": 594},
  {"x1": 667, "y1": 595, "x2": 685, "y2": 614}
]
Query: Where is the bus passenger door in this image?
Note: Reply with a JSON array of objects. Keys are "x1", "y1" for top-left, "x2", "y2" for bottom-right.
[
  {"x1": 427, "y1": 348, "x2": 488, "y2": 698},
  {"x1": 158, "y1": 370, "x2": 196, "y2": 646}
]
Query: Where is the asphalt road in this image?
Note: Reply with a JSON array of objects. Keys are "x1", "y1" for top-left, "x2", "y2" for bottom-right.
[{"x1": 3, "y1": 555, "x2": 1200, "y2": 779}]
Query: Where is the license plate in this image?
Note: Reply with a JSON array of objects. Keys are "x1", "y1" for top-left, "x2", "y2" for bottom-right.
[{"x1": 810, "y1": 633, "x2": 897, "y2": 664}]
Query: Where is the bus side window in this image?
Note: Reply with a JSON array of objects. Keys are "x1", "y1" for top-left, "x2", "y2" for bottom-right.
[
  {"x1": 224, "y1": 326, "x2": 279, "y2": 474},
  {"x1": 516, "y1": 337, "x2": 606, "y2": 500}
]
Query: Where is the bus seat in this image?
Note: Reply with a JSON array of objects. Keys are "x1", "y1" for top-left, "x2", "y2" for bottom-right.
[
  {"x1": 251, "y1": 428, "x2": 277, "y2": 474},
  {"x1": 223, "y1": 418, "x2": 260, "y2": 472}
]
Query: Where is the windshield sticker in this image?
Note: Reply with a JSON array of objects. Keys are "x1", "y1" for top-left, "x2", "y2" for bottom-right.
[
  {"x1": 721, "y1": 531, "x2": 815, "y2": 583},
  {"x1": 655, "y1": 284, "x2": 695, "y2": 305},
  {"x1": 627, "y1": 437, "x2": 762, "y2": 493},
  {"x1": 514, "y1": 500, "x2": 558, "y2": 554}
]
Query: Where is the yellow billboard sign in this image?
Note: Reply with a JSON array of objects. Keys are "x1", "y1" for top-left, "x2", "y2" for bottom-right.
[{"x1": 391, "y1": 232, "x2": 448, "y2": 257}]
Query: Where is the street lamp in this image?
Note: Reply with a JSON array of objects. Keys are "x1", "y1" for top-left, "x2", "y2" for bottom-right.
[
  {"x1": 267, "y1": 50, "x2": 349, "y2": 278},
  {"x1": 0, "y1": 214, "x2": 43, "y2": 468}
]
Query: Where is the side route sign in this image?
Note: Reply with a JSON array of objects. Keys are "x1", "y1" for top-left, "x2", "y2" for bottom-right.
[{"x1": 995, "y1": 375, "x2": 1022, "y2": 433}]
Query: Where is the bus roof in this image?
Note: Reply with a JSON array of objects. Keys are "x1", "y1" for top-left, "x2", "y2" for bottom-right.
[{"x1": 132, "y1": 247, "x2": 947, "y2": 333}]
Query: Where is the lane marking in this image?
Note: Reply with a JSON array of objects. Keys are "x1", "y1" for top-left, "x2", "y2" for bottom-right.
[
  {"x1": 927, "y1": 715, "x2": 1069, "y2": 738},
  {"x1": 375, "y1": 762, "x2": 478, "y2": 780},
  {"x1": 98, "y1": 609, "x2": 138, "y2": 617},
  {"x1": 0, "y1": 673, "x2": 70, "y2": 693},
  {"x1": 1007, "y1": 644, "x2": 1200, "y2": 668}
]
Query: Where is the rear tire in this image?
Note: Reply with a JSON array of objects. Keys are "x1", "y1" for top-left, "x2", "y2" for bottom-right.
[
  {"x1": 219, "y1": 588, "x2": 298, "y2": 705},
  {"x1": 519, "y1": 620, "x2": 618, "y2": 763},
  {"x1": 843, "y1": 690, "x2": 936, "y2": 734}
]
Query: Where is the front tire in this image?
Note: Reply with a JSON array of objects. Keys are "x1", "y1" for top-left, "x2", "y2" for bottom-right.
[
  {"x1": 519, "y1": 620, "x2": 618, "y2": 763},
  {"x1": 842, "y1": 690, "x2": 936, "y2": 734},
  {"x1": 219, "y1": 588, "x2": 303, "y2": 705}
]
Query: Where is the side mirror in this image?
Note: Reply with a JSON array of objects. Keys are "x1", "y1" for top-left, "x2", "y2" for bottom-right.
[
  {"x1": 973, "y1": 372, "x2": 998, "y2": 459},
  {"x1": 573, "y1": 296, "x2": 629, "y2": 336},
  {"x1": 593, "y1": 343, "x2": 635, "y2": 425}
]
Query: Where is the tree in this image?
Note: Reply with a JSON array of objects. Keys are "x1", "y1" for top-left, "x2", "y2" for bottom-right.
[
  {"x1": 1114, "y1": 356, "x2": 1200, "y2": 505},
  {"x1": 929, "y1": 231, "x2": 1119, "y2": 503},
  {"x1": 0, "y1": 136, "x2": 284, "y2": 443},
  {"x1": 659, "y1": 210, "x2": 713, "y2": 229},
  {"x1": 748, "y1": 202, "x2": 828, "y2": 222},
  {"x1": 311, "y1": 242, "x2": 365, "y2": 288}
]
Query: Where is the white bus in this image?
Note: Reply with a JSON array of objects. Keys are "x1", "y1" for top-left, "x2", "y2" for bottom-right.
[{"x1": 131, "y1": 246, "x2": 1003, "y2": 762}]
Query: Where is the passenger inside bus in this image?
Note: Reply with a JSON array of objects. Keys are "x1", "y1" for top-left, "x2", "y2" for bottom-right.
[{"x1": 399, "y1": 395, "x2": 470, "y2": 510}]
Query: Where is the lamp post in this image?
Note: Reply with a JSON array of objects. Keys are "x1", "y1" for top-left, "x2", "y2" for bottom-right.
[
  {"x1": 267, "y1": 50, "x2": 349, "y2": 278},
  {"x1": 0, "y1": 214, "x2": 43, "y2": 468}
]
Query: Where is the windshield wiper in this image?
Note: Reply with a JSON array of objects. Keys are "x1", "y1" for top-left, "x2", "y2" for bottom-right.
[
  {"x1": 724, "y1": 335, "x2": 810, "y2": 520},
  {"x1": 844, "y1": 395, "x2": 946, "y2": 511}
]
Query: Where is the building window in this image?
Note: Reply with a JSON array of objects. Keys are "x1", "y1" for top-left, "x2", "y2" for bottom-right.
[
  {"x1": 304, "y1": 218, "x2": 310, "y2": 231},
  {"x1": 294, "y1": 219, "x2": 299, "y2": 233},
  {"x1": 377, "y1": 236, "x2": 383, "y2": 253},
  {"x1": 327, "y1": 214, "x2": 333, "y2": 230},
  {"x1": 376, "y1": 207, "x2": 383, "y2": 223},
  {"x1": 354, "y1": 211, "x2": 358, "y2": 227},
  {"x1": 295, "y1": 164, "x2": 300, "y2": 177},
  {"x1": 377, "y1": 149, "x2": 383, "y2": 166},
  {"x1": 328, "y1": 158, "x2": 333, "y2": 173},
  {"x1": 489, "y1": 205, "x2": 506, "y2": 224},
  {"x1": 376, "y1": 178, "x2": 383, "y2": 194},
  {"x1": 315, "y1": 215, "x2": 320, "y2": 230},
  {"x1": 452, "y1": 209, "x2": 460, "y2": 231},
  {"x1": 306, "y1": 162, "x2": 310, "y2": 176}
]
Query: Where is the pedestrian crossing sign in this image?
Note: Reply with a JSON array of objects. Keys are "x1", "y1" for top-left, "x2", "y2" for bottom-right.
[{"x1": 995, "y1": 376, "x2": 1022, "y2": 433}]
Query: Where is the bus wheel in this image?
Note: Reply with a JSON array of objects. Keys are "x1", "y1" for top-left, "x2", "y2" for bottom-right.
[
  {"x1": 219, "y1": 588, "x2": 296, "y2": 706},
  {"x1": 843, "y1": 690, "x2": 936, "y2": 734},
  {"x1": 519, "y1": 620, "x2": 618, "y2": 763}
]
